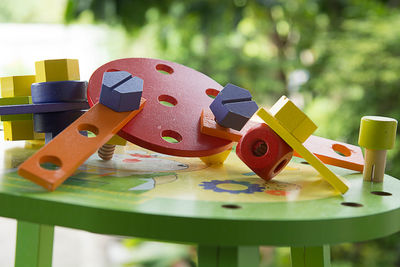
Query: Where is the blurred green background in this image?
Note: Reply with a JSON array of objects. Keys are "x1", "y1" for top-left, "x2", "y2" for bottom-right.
[{"x1": 1, "y1": 0, "x2": 400, "y2": 266}]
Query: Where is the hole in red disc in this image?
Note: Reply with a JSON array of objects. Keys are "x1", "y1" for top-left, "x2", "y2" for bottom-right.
[
  {"x1": 205, "y1": 88, "x2": 220, "y2": 99},
  {"x1": 161, "y1": 130, "x2": 182, "y2": 143},
  {"x1": 156, "y1": 64, "x2": 174, "y2": 75},
  {"x1": 158, "y1": 95, "x2": 178, "y2": 107}
]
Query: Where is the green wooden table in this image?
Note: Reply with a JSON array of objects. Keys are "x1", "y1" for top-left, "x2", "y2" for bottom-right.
[{"x1": 1, "y1": 140, "x2": 400, "y2": 267}]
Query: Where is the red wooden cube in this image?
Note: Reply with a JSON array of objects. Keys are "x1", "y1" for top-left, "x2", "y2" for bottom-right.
[{"x1": 236, "y1": 123, "x2": 293, "y2": 181}]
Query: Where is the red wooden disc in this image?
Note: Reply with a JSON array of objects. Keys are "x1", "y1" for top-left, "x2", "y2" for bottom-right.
[{"x1": 87, "y1": 58, "x2": 233, "y2": 157}]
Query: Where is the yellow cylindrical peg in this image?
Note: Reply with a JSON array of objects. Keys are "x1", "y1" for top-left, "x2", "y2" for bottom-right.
[{"x1": 358, "y1": 116, "x2": 397, "y2": 182}]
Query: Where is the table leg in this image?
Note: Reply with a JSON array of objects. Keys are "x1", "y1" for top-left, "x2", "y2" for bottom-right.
[
  {"x1": 291, "y1": 245, "x2": 331, "y2": 267},
  {"x1": 15, "y1": 220, "x2": 54, "y2": 267},
  {"x1": 198, "y1": 245, "x2": 259, "y2": 267}
]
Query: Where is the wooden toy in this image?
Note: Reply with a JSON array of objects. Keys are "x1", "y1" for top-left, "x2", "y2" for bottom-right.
[
  {"x1": 201, "y1": 109, "x2": 364, "y2": 172},
  {"x1": 0, "y1": 101, "x2": 89, "y2": 115},
  {"x1": 0, "y1": 75, "x2": 36, "y2": 97},
  {"x1": 35, "y1": 59, "x2": 80, "y2": 83},
  {"x1": 209, "y1": 83, "x2": 258, "y2": 131},
  {"x1": 257, "y1": 107, "x2": 349, "y2": 193},
  {"x1": 200, "y1": 149, "x2": 232, "y2": 165},
  {"x1": 100, "y1": 71, "x2": 143, "y2": 112},
  {"x1": 3, "y1": 120, "x2": 43, "y2": 141},
  {"x1": 31, "y1": 81, "x2": 87, "y2": 103},
  {"x1": 87, "y1": 58, "x2": 232, "y2": 157},
  {"x1": 200, "y1": 108, "x2": 260, "y2": 142},
  {"x1": 33, "y1": 110, "x2": 86, "y2": 142},
  {"x1": 98, "y1": 135, "x2": 128, "y2": 161},
  {"x1": 358, "y1": 116, "x2": 397, "y2": 182},
  {"x1": 18, "y1": 99, "x2": 146, "y2": 191},
  {"x1": 0, "y1": 96, "x2": 32, "y2": 121},
  {"x1": 236, "y1": 123, "x2": 293, "y2": 181},
  {"x1": 295, "y1": 135, "x2": 365, "y2": 172},
  {"x1": 270, "y1": 96, "x2": 317, "y2": 143}
]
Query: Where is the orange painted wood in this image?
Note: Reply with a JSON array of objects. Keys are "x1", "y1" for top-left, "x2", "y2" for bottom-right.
[
  {"x1": 294, "y1": 135, "x2": 364, "y2": 172},
  {"x1": 18, "y1": 99, "x2": 146, "y2": 191},
  {"x1": 200, "y1": 109, "x2": 261, "y2": 142}
]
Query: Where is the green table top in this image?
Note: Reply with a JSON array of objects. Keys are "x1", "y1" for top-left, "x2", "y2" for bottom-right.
[{"x1": 1, "y1": 139, "x2": 400, "y2": 247}]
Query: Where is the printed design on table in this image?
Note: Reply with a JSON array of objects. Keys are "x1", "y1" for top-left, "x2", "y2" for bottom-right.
[
  {"x1": 264, "y1": 180, "x2": 302, "y2": 196},
  {"x1": 199, "y1": 180, "x2": 265, "y2": 194}
]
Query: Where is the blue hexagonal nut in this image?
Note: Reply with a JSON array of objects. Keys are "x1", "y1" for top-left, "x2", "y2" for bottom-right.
[
  {"x1": 209, "y1": 83, "x2": 258, "y2": 131},
  {"x1": 99, "y1": 71, "x2": 143, "y2": 112}
]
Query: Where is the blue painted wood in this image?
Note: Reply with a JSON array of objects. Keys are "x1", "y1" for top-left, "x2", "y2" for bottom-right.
[
  {"x1": 99, "y1": 71, "x2": 143, "y2": 112},
  {"x1": 33, "y1": 110, "x2": 85, "y2": 133},
  {"x1": 31, "y1": 81, "x2": 87, "y2": 104},
  {"x1": 0, "y1": 102, "x2": 89, "y2": 115},
  {"x1": 209, "y1": 83, "x2": 258, "y2": 131}
]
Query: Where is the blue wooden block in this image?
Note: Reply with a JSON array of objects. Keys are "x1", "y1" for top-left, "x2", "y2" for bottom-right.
[
  {"x1": 0, "y1": 102, "x2": 89, "y2": 115},
  {"x1": 209, "y1": 83, "x2": 258, "y2": 131},
  {"x1": 34, "y1": 110, "x2": 85, "y2": 134},
  {"x1": 99, "y1": 71, "x2": 143, "y2": 112},
  {"x1": 31, "y1": 81, "x2": 87, "y2": 103},
  {"x1": 215, "y1": 101, "x2": 259, "y2": 131}
]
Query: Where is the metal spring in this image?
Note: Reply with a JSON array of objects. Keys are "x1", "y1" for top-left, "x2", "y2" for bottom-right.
[{"x1": 98, "y1": 144, "x2": 116, "y2": 161}]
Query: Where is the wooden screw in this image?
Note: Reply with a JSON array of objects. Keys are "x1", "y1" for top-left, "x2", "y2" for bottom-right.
[{"x1": 358, "y1": 116, "x2": 397, "y2": 182}]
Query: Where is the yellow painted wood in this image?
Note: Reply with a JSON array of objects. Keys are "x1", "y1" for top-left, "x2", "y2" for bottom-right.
[
  {"x1": 3, "y1": 120, "x2": 44, "y2": 141},
  {"x1": 363, "y1": 149, "x2": 387, "y2": 182},
  {"x1": 200, "y1": 148, "x2": 231, "y2": 166},
  {"x1": 257, "y1": 108, "x2": 349, "y2": 194},
  {"x1": 358, "y1": 116, "x2": 397, "y2": 150},
  {"x1": 0, "y1": 75, "x2": 36, "y2": 97},
  {"x1": 269, "y1": 96, "x2": 317, "y2": 143},
  {"x1": 35, "y1": 59, "x2": 80, "y2": 83},
  {"x1": 269, "y1": 96, "x2": 306, "y2": 132},
  {"x1": 106, "y1": 135, "x2": 127, "y2": 146},
  {"x1": 292, "y1": 117, "x2": 317, "y2": 143}
]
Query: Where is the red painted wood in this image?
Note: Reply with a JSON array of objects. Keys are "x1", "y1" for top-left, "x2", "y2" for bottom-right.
[
  {"x1": 87, "y1": 58, "x2": 233, "y2": 157},
  {"x1": 236, "y1": 123, "x2": 293, "y2": 181}
]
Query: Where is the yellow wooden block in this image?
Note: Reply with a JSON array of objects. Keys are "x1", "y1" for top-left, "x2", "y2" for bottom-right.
[
  {"x1": 257, "y1": 108, "x2": 349, "y2": 194},
  {"x1": 200, "y1": 149, "x2": 231, "y2": 166},
  {"x1": 269, "y1": 96, "x2": 317, "y2": 143},
  {"x1": 292, "y1": 117, "x2": 317, "y2": 143},
  {"x1": 106, "y1": 135, "x2": 127, "y2": 146},
  {"x1": 0, "y1": 75, "x2": 36, "y2": 97},
  {"x1": 269, "y1": 96, "x2": 306, "y2": 132},
  {"x1": 35, "y1": 59, "x2": 80, "y2": 83},
  {"x1": 3, "y1": 120, "x2": 44, "y2": 141}
]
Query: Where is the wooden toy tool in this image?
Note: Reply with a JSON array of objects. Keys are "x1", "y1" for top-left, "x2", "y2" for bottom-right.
[
  {"x1": 358, "y1": 116, "x2": 397, "y2": 182},
  {"x1": 87, "y1": 58, "x2": 232, "y2": 157},
  {"x1": 257, "y1": 96, "x2": 349, "y2": 194},
  {"x1": 201, "y1": 108, "x2": 364, "y2": 172},
  {"x1": 18, "y1": 99, "x2": 145, "y2": 191}
]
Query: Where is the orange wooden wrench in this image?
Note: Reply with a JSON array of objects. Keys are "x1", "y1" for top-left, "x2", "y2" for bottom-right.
[{"x1": 18, "y1": 99, "x2": 145, "y2": 191}]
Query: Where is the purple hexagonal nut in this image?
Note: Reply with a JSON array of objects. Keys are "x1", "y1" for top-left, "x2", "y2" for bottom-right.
[{"x1": 99, "y1": 71, "x2": 143, "y2": 112}]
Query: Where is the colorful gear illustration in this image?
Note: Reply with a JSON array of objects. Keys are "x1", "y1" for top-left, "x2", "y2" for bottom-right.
[{"x1": 199, "y1": 180, "x2": 265, "y2": 194}]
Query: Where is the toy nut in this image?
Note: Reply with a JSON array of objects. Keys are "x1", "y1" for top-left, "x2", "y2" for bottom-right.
[
  {"x1": 236, "y1": 123, "x2": 293, "y2": 181},
  {"x1": 358, "y1": 116, "x2": 397, "y2": 150}
]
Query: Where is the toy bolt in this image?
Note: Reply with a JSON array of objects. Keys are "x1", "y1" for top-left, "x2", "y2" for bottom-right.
[{"x1": 358, "y1": 116, "x2": 397, "y2": 182}]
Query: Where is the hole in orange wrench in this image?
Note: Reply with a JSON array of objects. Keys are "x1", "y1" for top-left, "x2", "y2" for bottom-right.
[
  {"x1": 39, "y1": 155, "x2": 62, "y2": 171},
  {"x1": 205, "y1": 88, "x2": 220, "y2": 99},
  {"x1": 158, "y1": 95, "x2": 178, "y2": 107},
  {"x1": 78, "y1": 124, "x2": 99, "y2": 138},
  {"x1": 161, "y1": 130, "x2": 182, "y2": 143},
  {"x1": 332, "y1": 144, "x2": 352, "y2": 157},
  {"x1": 274, "y1": 159, "x2": 288, "y2": 174},
  {"x1": 156, "y1": 64, "x2": 174, "y2": 75},
  {"x1": 252, "y1": 140, "x2": 268, "y2": 157}
]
